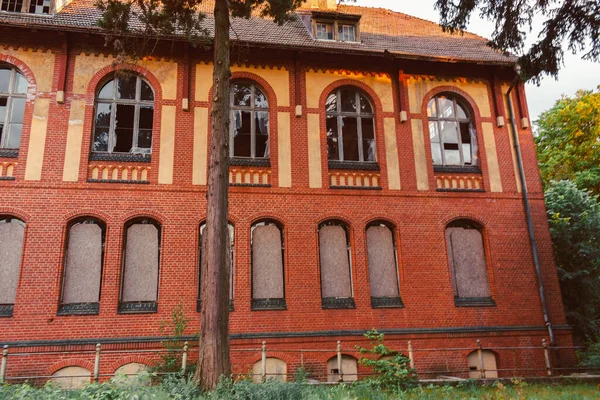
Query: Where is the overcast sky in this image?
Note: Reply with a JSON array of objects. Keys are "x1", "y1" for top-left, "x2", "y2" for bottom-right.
[{"x1": 353, "y1": 0, "x2": 599, "y2": 124}]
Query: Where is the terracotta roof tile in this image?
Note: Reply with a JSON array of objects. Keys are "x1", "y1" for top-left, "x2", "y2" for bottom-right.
[{"x1": 0, "y1": 0, "x2": 515, "y2": 65}]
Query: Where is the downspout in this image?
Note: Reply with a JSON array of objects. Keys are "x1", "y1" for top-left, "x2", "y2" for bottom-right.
[{"x1": 505, "y1": 68, "x2": 555, "y2": 345}]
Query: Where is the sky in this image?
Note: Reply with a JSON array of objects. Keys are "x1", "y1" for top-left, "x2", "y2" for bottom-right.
[{"x1": 353, "y1": 0, "x2": 599, "y2": 124}]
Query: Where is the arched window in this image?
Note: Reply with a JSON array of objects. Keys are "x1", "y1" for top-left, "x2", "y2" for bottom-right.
[
  {"x1": 326, "y1": 87, "x2": 376, "y2": 163},
  {"x1": 0, "y1": 65, "x2": 27, "y2": 150},
  {"x1": 198, "y1": 222, "x2": 234, "y2": 311},
  {"x1": 251, "y1": 220, "x2": 285, "y2": 310},
  {"x1": 327, "y1": 355, "x2": 358, "y2": 382},
  {"x1": 0, "y1": 216, "x2": 25, "y2": 317},
  {"x1": 51, "y1": 366, "x2": 92, "y2": 389},
  {"x1": 366, "y1": 221, "x2": 403, "y2": 308},
  {"x1": 252, "y1": 357, "x2": 287, "y2": 383},
  {"x1": 58, "y1": 218, "x2": 106, "y2": 315},
  {"x1": 119, "y1": 218, "x2": 161, "y2": 313},
  {"x1": 230, "y1": 81, "x2": 269, "y2": 160},
  {"x1": 319, "y1": 220, "x2": 355, "y2": 309},
  {"x1": 427, "y1": 94, "x2": 478, "y2": 167},
  {"x1": 445, "y1": 219, "x2": 493, "y2": 306},
  {"x1": 92, "y1": 73, "x2": 154, "y2": 155}
]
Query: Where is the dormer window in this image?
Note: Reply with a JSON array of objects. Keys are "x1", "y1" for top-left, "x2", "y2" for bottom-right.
[
  {"x1": 316, "y1": 22, "x2": 334, "y2": 40},
  {"x1": 311, "y1": 12, "x2": 360, "y2": 43},
  {"x1": 1, "y1": 0, "x2": 51, "y2": 14}
]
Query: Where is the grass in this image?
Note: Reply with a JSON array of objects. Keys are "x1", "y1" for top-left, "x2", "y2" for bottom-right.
[{"x1": 0, "y1": 375, "x2": 599, "y2": 399}]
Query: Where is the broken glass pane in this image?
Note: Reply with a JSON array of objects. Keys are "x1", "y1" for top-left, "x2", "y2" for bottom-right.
[
  {"x1": 440, "y1": 121, "x2": 459, "y2": 144},
  {"x1": 94, "y1": 103, "x2": 111, "y2": 128},
  {"x1": 140, "y1": 80, "x2": 154, "y2": 101},
  {"x1": 429, "y1": 121, "x2": 440, "y2": 142},
  {"x1": 431, "y1": 143, "x2": 442, "y2": 165},
  {"x1": 254, "y1": 87, "x2": 268, "y2": 108},
  {"x1": 233, "y1": 110, "x2": 251, "y2": 157},
  {"x1": 361, "y1": 117, "x2": 376, "y2": 162},
  {"x1": 340, "y1": 89, "x2": 357, "y2": 112},
  {"x1": 427, "y1": 98, "x2": 437, "y2": 118},
  {"x1": 233, "y1": 83, "x2": 252, "y2": 107},
  {"x1": 92, "y1": 127, "x2": 109, "y2": 152},
  {"x1": 326, "y1": 115, "x2": 339, "y2": 161},
  {"x1": 255, "y1": 111, "x2": 269, "y2": 158},
  {"x1": 359, "y1": 93, "x2": 372, "y2": 114},
  {"x1": 456, "y1": 102, "x2": 468, "y2": 120},
  {"x1": 114, "y1": 104, "x2": 134, "y2": 152},
  {"x1": 438, "y1": 97, "x2": 455, "y2": 118},
  {"x1": 341, "y1": 116, "x2": 359, "y2": 161},
  {"x1": 0, "y1": 98, "x2": 6, "y2": 124},
  {"x1": 326, "y1": 92, "x2": 337, "y2": 113},
  {"x1": 117, "y1": 76, "x2": 137, "y2": 100},
  {"x1": 139, "y1": 106, "x2": 153, "y2": 130}
]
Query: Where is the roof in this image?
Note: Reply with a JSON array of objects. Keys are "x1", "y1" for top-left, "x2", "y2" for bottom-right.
[{"x1": 0, "y1": 0, "x2": 516, "y2": 65}]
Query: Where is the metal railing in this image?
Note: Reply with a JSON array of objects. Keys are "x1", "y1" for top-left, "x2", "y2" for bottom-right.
[{"x1": 0, "y1": 338, "x2": 594, "y2": 384}]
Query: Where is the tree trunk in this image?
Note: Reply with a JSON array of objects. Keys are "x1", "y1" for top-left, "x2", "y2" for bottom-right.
[{"x1": 194, "y1": 0, "x2": 231, "y2": 391}]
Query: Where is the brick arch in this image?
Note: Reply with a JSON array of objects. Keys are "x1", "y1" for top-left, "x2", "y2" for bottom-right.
[
  {"x1": 318, "y1": 78, "x2": 385, "y2": 115},
  {"x1": 249, "y1": 214, "x2": 288, "y2": 227},
  {"x1": 48, "y1": 359, "x2": 94, "y2": 375},
  {"x1": 316, "y1": 215, "x2": 353, "y2": 227},
  {"x1": 251, "y1": 353, "x2": 294, "y2": 366},
  {"x1": 120, "y1": 210, "x2": 166, "y2": 225},
  {"x1": 419, "y1": 85, "x2": 483, "y2": 121},
  {"x1": 364, "y1": 217, "x2": 397, "y2": 230},
  {"x1": 63, "y1": 209, "x2": 113, "y2": 224},
  {"x1": 0, "y1": 208, "x2": 31, "y2": 223},
  {"x1": 86, "y1": 63, "x2": 163, "y2": 101},
  {"x1": 0, "y1": 54, "x2": 37, "y2": 90},
  {"x1": 442, "y1": 214, "x2": 488, "y2": 228},
  {"x1": 109, "y1": 355, "x2": 153, "y2": 373}
]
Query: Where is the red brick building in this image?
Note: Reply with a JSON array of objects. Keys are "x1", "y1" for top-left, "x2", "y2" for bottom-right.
[{"x1": 0, "y1": 0, "x2": 572, "y2": 384}]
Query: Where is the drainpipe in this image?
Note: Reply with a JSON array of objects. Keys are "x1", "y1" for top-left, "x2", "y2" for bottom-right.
[{"x1": 505, "y1": 67, "x2": 555, "y2": 345}]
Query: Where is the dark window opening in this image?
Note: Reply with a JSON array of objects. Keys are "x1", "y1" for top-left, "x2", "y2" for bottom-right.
[
  {"x1": 0, "y1": 66, "x2": 27, "y2": 150},
  {"x1": 230, "y1": 82, "x2": 270, "y2": 160}
]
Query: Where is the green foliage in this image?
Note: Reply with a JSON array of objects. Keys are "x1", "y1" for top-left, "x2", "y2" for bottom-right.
[
  {"x1": 355, "y1": 329, "x2": 418, "y2": 390},
  {"x1": 151, "y1": 303, "x2": 195, "y2": 375},
  {"x1": 434, "y1": 1, "x2": 600, "y2": 81},
  {"x1": 545, "y1": 180, "x2": 600, "y2": 341},
  {"x1": 535, "y1": 88, "x2": 600, "y2": 194},
  {"x1": 2, "y1": 379, "x2": 600, "y2": 399}
]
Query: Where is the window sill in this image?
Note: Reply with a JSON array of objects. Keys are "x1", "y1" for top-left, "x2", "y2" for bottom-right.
[
  {"x1": 0, "y1": 177, "x2": 16, "y2": 181},
  {"x1": 436, "y1": 188, "x2": 485, "y2": 193},
  {"x1": 371, "y1": 297, "x2": 404, "y2": 308},
  {"x1": 454, "y1": 297, "x2": 496, "y2": 307},
  {"x1": 0, "y1": 149, "x2": 19, "y2": 159},
  {"x1": 90, "y1": 153, "x2": 152, "y2": 163},
  {"x1": 322, "y1": 297, "x2": 356, "y2": 309},
  {"x1": 118, "y1": 301, "x2": 158, "y2": 314},
  {"x1": 251, "y1": 298, "x2": 287, "y2": 311},
  {"x1": 330, "y1": 185, "x2": 382, "y2": 191},
  {"x1": 197, "y1": 299, "x2": 234, "y2": 312},
  {"x1": 229, "y1": 183, "x2": 272, "y2": 188},
  {"x1": 328, "y1": 161, "x2": 380, "y2": 171},
  {"x1": 433, "y1": 165, "x2": 481, "y2": 174},
  {"x1": 87, "y1": 179, "x2": 150, "y2": 185},
  {"x1": 57, "y1": 303, "x2": 100, "y2": 316},
  {"x1": 229, "y1": 158, "x2": 271, "y2": 167},
  {"x1": 0, "y1": 304, "x2": 14, "y2": 317}
]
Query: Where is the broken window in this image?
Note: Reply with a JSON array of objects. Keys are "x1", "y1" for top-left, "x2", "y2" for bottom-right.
[
  {"x1": 0, "y1": 66, "x2": 27, "y2": 149},
  {"x1": 230, "y1": 82, "x2": 269, "y2": 159},
  {"x1": 1, "y1": 0, "x2": 50, "y2": 13},
  {"x1": 428, "y1": 94, "x2": 478, "y2": 167},
  {"x1": 445, "y1": 220, "x2": 493, "y2": 306},
  {"x1": 251, "y1": 220, "x2": 285, "y2": 310},
  {"x1": 326, "y1": 87, "x2": 376, "y2": 163},
  {"x1": 366, "y1": 222, "x2": 403, "y2": 308},
  {"x1": 198, "y1": 222, "x2": 234, "y2": 311},
  {"x1": 319, "y1": 220, "x2": 355, "y2": 308},
  {"x1": 92, "y1": 74, "x2": 154, "y2": 155},
  {"x1": 0, "y1": 217, "x2": 25, "y2": 317},
  {"x1": 119, "y1": 218, "x2": 160, "y2": 313},
  {"x1": 58, "y1": 218, "x2": 105, "y2": 315}
]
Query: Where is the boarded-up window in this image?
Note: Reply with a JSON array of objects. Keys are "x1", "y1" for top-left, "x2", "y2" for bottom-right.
[
  {"x1": 252, "y1": 357, "x2": 287, "y2": 383},
  {"x1": 59, "y1": 218, "x2": 105, "y2": 315},
  {"x1": 327, "y1": 355, "x2": 358, "y2": 382},
  {"x1": 467, "y1": 350, "x2": 498, "y2": 378},
  {"x1": 0, "y1": 217, "x2": 25, "y2": 317},
  {"x1": 251, "y1": 221, "x2": 285, "y2": 310},
  {"x1": 319, "y1": 221, "x2": 354, "y2": 309},
  {"x1": 198, "y1": 223, "x2": 234, "y2": 311},
  {"x1": 446, "y1": 220, "x2": 494, "y2": 306},
  {"x1": 366, "y1": 223, "x2": 403, "y2": 308},
  {"x1": 120, "y1": 219, "x2": 160, "y2": 313}
]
